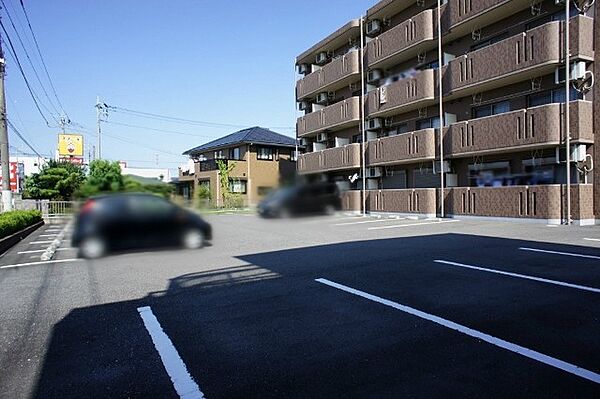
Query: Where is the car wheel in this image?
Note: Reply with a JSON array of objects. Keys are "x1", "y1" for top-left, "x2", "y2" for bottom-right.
[
  {"x1": 182, "y1": 229, "x2": 204, "y2": 249},
  {"x1": 79, "y1": 236, "x2": 106, "y2": 259},
  {"x1": 324, "y1": 205, "x2": 335, "y2": 215}
]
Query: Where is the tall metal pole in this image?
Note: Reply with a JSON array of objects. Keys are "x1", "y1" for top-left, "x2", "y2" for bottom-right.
[
  {"x1": 565, "y1": 0, "x2": 571, "y2": 225},
  {"x1": 95, "y1": 96, "x2": 102, "y2": 160},
  {"x1": 360, "y1": 16, "x2": 367, "y2": 217},
  {"x1": 437, "y1": 0, "x2": 445, "y2": 218},
  {"x1": 0, "y1": 34, "x2": 12, "y2": 211}
]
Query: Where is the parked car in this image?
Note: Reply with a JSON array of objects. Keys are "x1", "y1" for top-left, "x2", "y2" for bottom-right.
[
  {"x1": 257, "y1": 183, "x2": 342, "y2": 218},
  {"x1": 72, "y1": 193, "x2": 212, "y2": 258}
]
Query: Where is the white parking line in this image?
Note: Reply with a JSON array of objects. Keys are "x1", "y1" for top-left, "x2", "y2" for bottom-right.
[
  {"x1": 434, "y1": 260, "x2": 600, "y2": 294},
  {"x1": 18, "y1": 247, "x2": 75, "y2": 254},
  {"x1": 583, "y1": 238, "x2": 600, "y2": 242},
  {"x1": 39, "y1": 234, "x2": 59, "y2": 237},
  {"x1": 137, "y1": 306, "x2": 205, "y2": 399},
  {"x1": 316, "y1": 278, "x2": 600, "y2": 384},
  {"x1": 0, "y1": 258, "x2": 81, "y2": 269},
  {"x1": 300, "y1": 216, "x2": 363, "y2": 224},
  {"x1": 368, "y1": 220, "x2": 459, "y2": 230},
  {"x1": 29, "y1": 241, "x2": 54, "y2": 245},
  {"x1": 519, "y1": 247, "x2": 600, "y2": 260},
  {"x1": 334, "y1": 218, "x2": 406, "y2": 226}
]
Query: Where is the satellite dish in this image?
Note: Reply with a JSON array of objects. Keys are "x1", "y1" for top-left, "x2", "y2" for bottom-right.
[{"x1": 349, "y1": 173, "x2": 359, "y2": 183}]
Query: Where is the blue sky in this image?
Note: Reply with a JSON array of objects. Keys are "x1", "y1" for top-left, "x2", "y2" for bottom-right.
[{"x1": 5, "y1": 0, "x2": 371, "y2": 169}]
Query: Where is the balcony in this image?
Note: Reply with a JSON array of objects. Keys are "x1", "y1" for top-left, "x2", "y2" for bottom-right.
[
  {"x1": 341, "y1": 190, "x2": 362, "y2": 212},
  {"x1": 297, "y1": 143, "x2": 361, "y2": 174},
  {"x1": 444, "y1": 16, "x2": 594, "y2": 96},
  {"x1": 445, "y1": 184, "x2": 593, "y2": 222},
  {"x1": 297, "y1": 97, "x2": 361, "y2": 137},
  {"x1": 367, "y1": 189, "x2": 437, "y2": 216},
  {"x1": 367, "y1": 129, "x2": 436, "y2": 166},
  {"x1": 296, "y1": 51, "x2": 360, "y2": 100},
  {"x1": 366, "y1": 69, "x2": 436, "y2": 118},
  {"x1": 366, "y1": 9, "x2": 435, "y2": 69},
  {"x1": 444, "y1": 101, "x2": 593, "y2": 157}
]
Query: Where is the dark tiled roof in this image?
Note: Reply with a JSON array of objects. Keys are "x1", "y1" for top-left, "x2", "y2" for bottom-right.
[{"x1": 182, "y1": 126, "x2": 297, "y2": 155}]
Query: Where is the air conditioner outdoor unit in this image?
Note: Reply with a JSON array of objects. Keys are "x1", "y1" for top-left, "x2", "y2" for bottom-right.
[
  {"x1": 367, "y1": 167, "x2": 383, "y2": 178},
  {"x1": 316, "y1": 92, "x2": 329, "y2": 105},
  {"x1": 571, "y1": 144, "x2": 587, "y2": 162},
  {"x1": 315, "y1": 51, "x2": 329, "y2": 66},
  {"x1": 317, "y1": 132, "x2": 328, "y2": 142},
  {"x1": 298, "y1": 101, "x2": 311, "y2": 111},
  {"x1": 366, "y1": 118, "x2": 383, "y2": 130},
  {"x1": 555, "y1": 61, "x2": 587, "y2": 84},
  {"x1": 298, "y1": 64, "x2": 310, "y2": 75},
  {"x1": 433, "y1": 160, "x2": 451, "y2": 174},
  {"x1": 367, "y1": 69, "x2": 383, "y2": 84},
  {"x1": 366, "y1": 19, "x2": 382, "y2": 37},
  {"x1": 298, "y1": 138, "x2": 307, "y2": 146}
]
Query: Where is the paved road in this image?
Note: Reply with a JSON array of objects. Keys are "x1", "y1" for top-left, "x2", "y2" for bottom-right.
[{"x1": 0, "y1": 214, "x2": 599, "y2": 398}]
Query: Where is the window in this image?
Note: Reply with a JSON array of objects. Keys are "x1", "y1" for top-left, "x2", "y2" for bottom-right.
[
  {"x1": 214, "y1": 150, "x2": 225, "y2": 159},
  {"x1": 416, "y1": 60, "x2": 439, "y2": 71},
  {"x1": 469, "y1": 161, "x2": 510, "y2": 187},
  {"x1": 472, "y1": 101, "x2": 510, "y2": 119},
  {"x1": 257, "y1": 147, "x2": 273, "y2": 160},
  {"x1": 229, "y1": 147, "x2": 240, "y2": 160},
  {"x1": 352, "y1": 134, "x2": 363, "y2": 143},
  {"x1": 229, "y1": 179, "x2": 247, "y2": 194},
  {"x1": 257, "y1": 186, "x2": 273, "y2": 196},
  {"x1": 527, "y1": 87, "x2": 583, "y2": 107},
  {"x1": 416, "y1": 116, "x2": 440, "y2": 130}
]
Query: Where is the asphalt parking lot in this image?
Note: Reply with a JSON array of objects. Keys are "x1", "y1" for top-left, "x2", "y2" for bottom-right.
[{"x1": 1, "y1": 214, "x2": 599, "y2": 398}]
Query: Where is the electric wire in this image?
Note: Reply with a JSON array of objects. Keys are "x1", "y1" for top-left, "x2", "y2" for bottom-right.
[
  {"x1": 7, "y1": 118, "x2": 42, "y2": 157},
  {"x1": 0, "y1": 19, "x2": 52, "y2": 125},
  {"x1": 104, "y1": 120, "x2": 218, "y2": 138},
  {"x1": 17, "y1": 0, "x2": 67, "y2": 117},
  {"x1": 1, "y1": 0, "x2": 61, "y2": 116},
  {"x1": 101, "y1": 130, "x2": 186, "y2": 158}
]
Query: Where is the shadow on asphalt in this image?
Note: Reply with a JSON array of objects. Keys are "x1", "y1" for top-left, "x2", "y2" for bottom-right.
[{"x1": 32, "y1": 234, "x2": 600, "y2": 398}]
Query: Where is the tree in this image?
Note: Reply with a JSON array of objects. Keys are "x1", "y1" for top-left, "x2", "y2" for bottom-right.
[
  {"x1": 23, "y1": 160, "x2": 86, "y2": 200},
  {"x1": 77, "y1": 160, "x2": 124, "y2": 198},
  {"x1": 216, "y1": 159, "x2": 235, "y2": 206}
]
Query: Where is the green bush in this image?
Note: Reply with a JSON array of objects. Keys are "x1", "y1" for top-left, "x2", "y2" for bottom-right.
[
  {"x1": 0, "y1": 210, "x2": 43, "y2": 239},
  {"x1": 223, "y1": 194, "x2": 244, "y2": 209}
]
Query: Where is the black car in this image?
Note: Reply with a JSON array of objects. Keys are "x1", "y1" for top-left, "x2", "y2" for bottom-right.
[
  {"x1": 257, "y1": 183, "x2": 342, "y2": 218},
  {"x1": 72, "y1": 193, "x2": 212, "y2": 258}
]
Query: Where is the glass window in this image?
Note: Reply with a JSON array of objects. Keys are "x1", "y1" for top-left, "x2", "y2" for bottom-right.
[
  {"x1": 416, "y1": 116, "x2": 440, "y2": 130},
  {"x1": 229, "y1": 179, "x2": 247, "y2": 194},
  {"x1": 229, "y1": 147, "x2": 240, "y2": 160},
  {"x1": 352, "y1": 134, "x2": 362, "y2": 143},
  {"x1": 473, "y1": 101, "x2": 510, "y2": 119},
  {"x1": 257, "y1": 147, "x2": 273, "y2": 160},
  {"x1": 528, "y1": 88, "x2": 583, "y2": 107},
  {"x1": 470, "y1": 32, "x2": 509, "y2": 52}
]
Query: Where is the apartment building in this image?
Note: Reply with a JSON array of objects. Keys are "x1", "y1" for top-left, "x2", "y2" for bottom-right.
[
  {"x1": 180, "y1": 127, "x2": 298, "y2": 206},
  {"x1": 296, "y1": 0, "x2": 598, "y2": 224}
]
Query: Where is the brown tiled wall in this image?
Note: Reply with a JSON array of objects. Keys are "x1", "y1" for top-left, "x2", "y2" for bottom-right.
[{"x1": 366, "y1": 189, "x2": 437, "y2": 214}]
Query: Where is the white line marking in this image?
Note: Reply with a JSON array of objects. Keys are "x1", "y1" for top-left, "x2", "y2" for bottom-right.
[
  {"x1": 137, "y1": 306, "x2": 205, "y2": 399},
  {"x1": 18, "y1": 247, "x2": 74, "y2": 254},
  {"x1": 583, "y1": 238, "x2": 600, "y2": 242},
  {"x1": 434, "y1": 260, "x2": 600, "y2": 294},
  {"x1": 0, "y1": 258, "x2": 81, "y2": 269},
  {"x1": 368, "y1": 219, "x2": 460, "y2": 230},
  {"x1": 316, "y1": 278, "x2": 600, "y2": 384},
  {"x1": 519, "y1": 247, "x2": 600, "y2": 260},
  {"x1": 39, "y1": 234, "x2": 59, "y2": 237},
  {"x1": 334, "y1": 218, "x2": 406, "y2": 226},
  {"x1": 29, "y1": 240, "x2": 54, "y2": 244}
]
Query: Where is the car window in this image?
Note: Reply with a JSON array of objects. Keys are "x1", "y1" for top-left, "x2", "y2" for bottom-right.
[{"x1": 128, "y1": 196, "x2": 174, "y2": 216}]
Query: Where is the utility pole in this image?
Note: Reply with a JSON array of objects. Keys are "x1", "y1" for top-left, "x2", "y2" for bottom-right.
[
  {"x1": 565, "y1": 0, "x2": 571, "y2": 225},
  {"x1": 0, "y1": 30, "x2": 12, "y2": 211},
  {"x1": 95, "y1": 96, "x2": 102, "y2": 159}
]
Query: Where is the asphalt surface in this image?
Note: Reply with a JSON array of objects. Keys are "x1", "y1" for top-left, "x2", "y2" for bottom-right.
[{"x1": 0, "y1": 213, "x2": 599, "y2": 398}]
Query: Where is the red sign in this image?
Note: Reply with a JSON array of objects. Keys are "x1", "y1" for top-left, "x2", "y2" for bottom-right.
[
  {"x1": 59, "y1": 157, "x2": 84, "y2": 165},
  {"x1": 0, "y1": 162, "x2": 23, "y2": 192}
]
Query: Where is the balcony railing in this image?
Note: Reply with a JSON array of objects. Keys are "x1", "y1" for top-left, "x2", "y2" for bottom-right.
[
  {"x1": 366, "y1": 9, "x2": 434, "y2": 68},
  {"x1": 296, "y1": 51, "x2": 360, "y2": 100},
  {"x1": 445, "y1": 184, "x2": 593, "y2": 221},
  {"x1": 297, "y1": 143, "x2": 361, "y2": 174},
  {"x1": 367, "y1": 189, "x2": 437, "y2": 216},
  {"x1": 443, "y1": 0, "x2": 510, "y2": 31},
  {"x1": 444, "y1": 101, "x2": 593, "y2": 157},
  {"x1": 297, "y1": 96, "x2": 361, "y2": 137},
  {"x1": 366, "y1": 69, "x2": 436, "y2": 117},
  {"x1": 444, "y1": 16, "x2": 594, "y2": 95},
  {"x1": 341, "y1": 190, "x2": 362, "y2": 212},
  {"x1": 367, "y1": 129, "x2": 436, "y2": 166}
]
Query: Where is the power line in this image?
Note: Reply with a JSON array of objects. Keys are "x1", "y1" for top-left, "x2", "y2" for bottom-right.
[
  {"x1": 101, "y1": 130, "x2": 186, "y2": 158},
  {"x1": 7, "y1": 119, "x2": 42, "y2": 157},
  {"x1": 104, "y1": 120, "x2": 218, "y2": 138},
  {"x1": 108, "y1": 104, "x2": 295, "y2": 131},
  {"x1": 1, "y1": 0, "x2": 61, "y2": 116},
  {"x1": 17, "y1": 0, "x2": 67, "y2": 117},
  {"x1": 0, "y1": 19, "x2": 52, "y2": 125}
]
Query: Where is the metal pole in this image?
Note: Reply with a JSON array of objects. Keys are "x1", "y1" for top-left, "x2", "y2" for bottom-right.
[
  {"x1": 437, "y1": 0, "x2": 445, "y2": 218},
  {"x1": 95, "y1": 96, "x2": 102, "y2": 159},
  {"x1": 360, "y1": 16, "x2": 367, "y2": 217},
  {"x1": 565, "y1": 0, "x2": 571, "y2": 225},
  {"x1": 0, "y1": 35, "x2": 12, "y2": 211}
]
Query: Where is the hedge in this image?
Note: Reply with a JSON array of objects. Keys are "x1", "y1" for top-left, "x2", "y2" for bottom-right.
[{"x1": 0, "y1": 210, "x2": 43, "y2": 239}]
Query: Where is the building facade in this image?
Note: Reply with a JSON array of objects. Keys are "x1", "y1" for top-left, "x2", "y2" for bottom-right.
[
  {"x1": 180, "y1": 127, "x2": 298, "y2": 206},
  {"x1": 296, "y1": 0, "x2": 598, "y2": 224}
]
